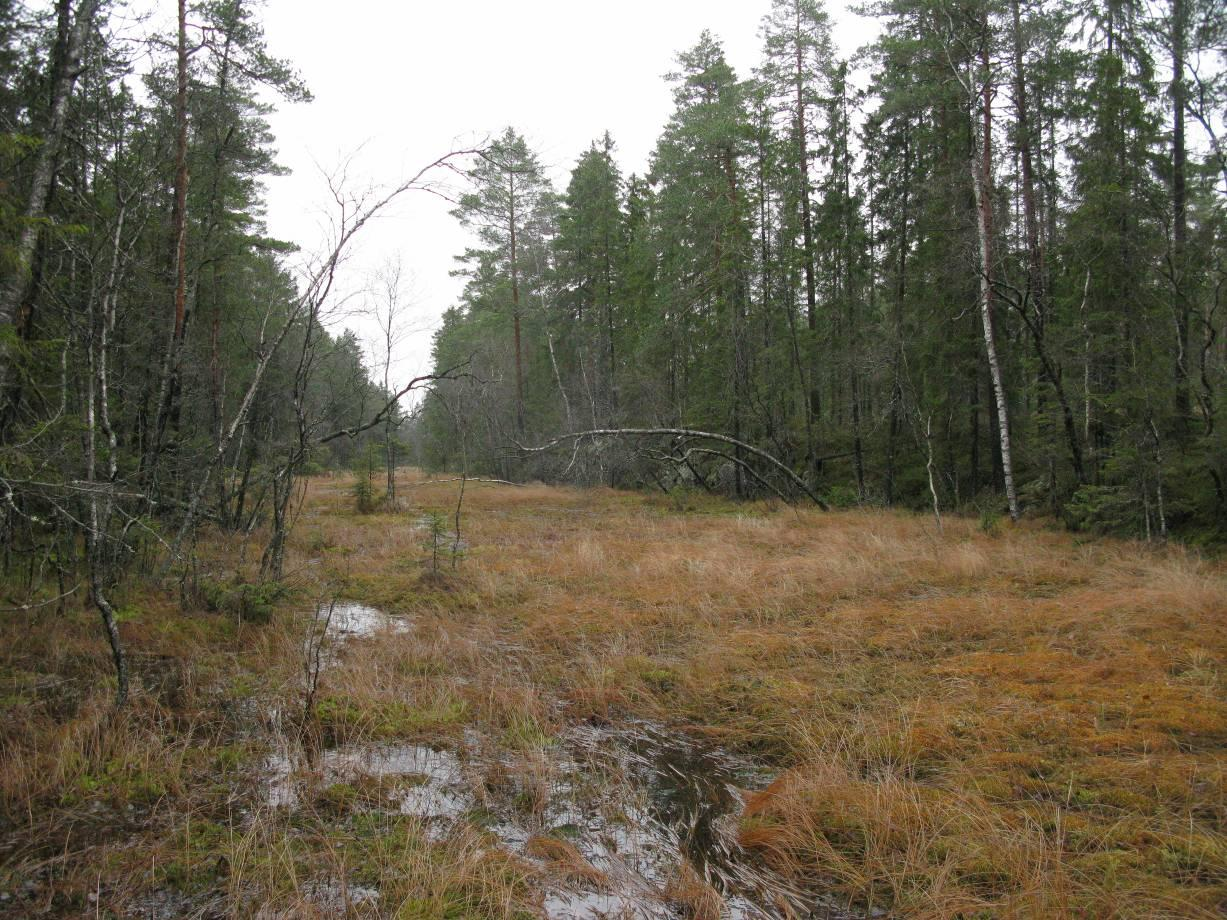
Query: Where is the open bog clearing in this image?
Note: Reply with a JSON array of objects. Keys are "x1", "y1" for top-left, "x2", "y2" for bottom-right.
[{"x1": 2, "y1": 471, "x2": 1227, "y2": 919}]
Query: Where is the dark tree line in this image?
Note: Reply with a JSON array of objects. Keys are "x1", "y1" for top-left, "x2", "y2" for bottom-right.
[{"x1": 420, "y1": 0, "x2": 1227, "y2": 541}]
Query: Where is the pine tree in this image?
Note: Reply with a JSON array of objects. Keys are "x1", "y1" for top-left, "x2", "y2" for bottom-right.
[{"x1": 452, "y1": 128, "x2": 554, "y2": 432}]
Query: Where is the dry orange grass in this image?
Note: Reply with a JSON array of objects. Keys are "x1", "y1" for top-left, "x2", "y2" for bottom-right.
[
  {"x1": 296, "y1": 470, "x2": 1227, "y2": 917},
  {"x1": 3, "y1": 469, "x2": 1225, "y2": 917},
  {"x1": 523, "y1": 836, "x2": 605, "y2": 887},
  {"x1": 662, "y1": 860, "x2": 725, "y2": 919},
  {"x1": 0, "y1": 475, "x2": 542, "y2": 917}
]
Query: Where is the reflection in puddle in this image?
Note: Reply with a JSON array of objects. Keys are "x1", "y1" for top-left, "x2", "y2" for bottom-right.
[
  {"x1": 259, "y1": 719, "x2": 857, "y2": 919},
  {"x1": 299, "y1": 601, "x2": 413, "y2": 675},
  {"x1": 262, "y1": 604, "x2": 851, "y2": 917},
  {"x1": 263, "y1": 742, "x2": 467, "y2": 822},
  {"x1": 325, "y1": 601, "x2": 411, "y2": 639},
  {"x1": 546, "y1": 722, "x2": 855, "y2": 920},
  {"x1": 298, "y1": 878, "x2": 380, "y2": 914}
]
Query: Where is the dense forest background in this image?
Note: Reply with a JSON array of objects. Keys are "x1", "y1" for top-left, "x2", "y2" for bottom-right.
[
  {"x1": 0, "y1": 0, "x2": 1225, "y2": 695},
  {"x1": 418, "y1": 0, "x2": 1227, "y2": 543}
]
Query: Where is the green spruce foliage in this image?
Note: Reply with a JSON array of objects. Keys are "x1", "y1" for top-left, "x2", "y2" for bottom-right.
[{"x1": 420, "y1": 3, "x2": 1227, "y2": 541}]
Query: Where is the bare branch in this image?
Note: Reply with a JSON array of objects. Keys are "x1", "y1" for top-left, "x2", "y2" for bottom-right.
[
  {"x1": 515, "y1": 428, "x2": 829, "y2": 509},
  {"x1": 317, "y1": 362, "x2": 472, "y2": 444}
]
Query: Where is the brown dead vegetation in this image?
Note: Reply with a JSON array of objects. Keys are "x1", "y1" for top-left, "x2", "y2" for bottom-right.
[{"x1": 2, "y1": 469, "x2": 1226, "y2": 917}]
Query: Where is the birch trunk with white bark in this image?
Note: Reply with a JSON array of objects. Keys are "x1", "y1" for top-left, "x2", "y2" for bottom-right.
[
  {"x1": 970, "y1": 50, "x2": 1020, "y2": 520},
  {"x1": 0, "y1": 0, "x2": 99, "y2": 397}
]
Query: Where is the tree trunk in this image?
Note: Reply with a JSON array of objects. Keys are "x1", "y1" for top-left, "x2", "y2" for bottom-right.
[
  {"x1": 172, "y1": 0, "x2": 190, "y2": 346},
  {"x1": 721, "y1": 143, "x2": 747, "y2": 498},
  {"x1": 971, "y1": 52, "x2": 1020, "y2": 520},
  {"x1": 0, "y1": 0, "x2": 98, "y2": 398},
  {"x1": 1010, "y1": 0, "x2": 1046, "y2": 337},
  {"x1": 1005, "y1": 0, "x2": 1087, "y2": 484},
  {"x1": 508, "y1": 173, "x2": 525, "y2": 432},
  {"x1": 885, "y1": 125, "x2": 911, "y2": 506},
  {"x1": 604, "y1": 230, "x2": 617, "y2": 417},
  {"x1": 1171, "y1": 0, "x2": 1190, "y2": 425},
  {"x1": 793, "y1": 7, "x2": 820, "y2": 470},
  {"x1": 85, "y1": 233, "x2": 129, "y2": 706},
  {"x1": 1009, "y1": 298, "x2": 1085, "y2": 484},
  {"x1": 149, "y1": 0, "x2": 192, "y2": 471}
]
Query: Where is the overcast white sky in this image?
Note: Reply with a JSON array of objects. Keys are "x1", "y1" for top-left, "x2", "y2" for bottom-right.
[{"x1": 256, "y1": 0, "x2": 881, "y2": 387}]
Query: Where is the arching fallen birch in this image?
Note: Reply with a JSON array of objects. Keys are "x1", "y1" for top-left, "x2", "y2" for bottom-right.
[{"x1": 514, "y1": 428, "x2": 829, "y2": 510}]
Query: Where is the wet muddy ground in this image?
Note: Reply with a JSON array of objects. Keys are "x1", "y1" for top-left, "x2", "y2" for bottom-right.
[{"x1": 252, "y1": 602, "x2": 860, "y2": 920}]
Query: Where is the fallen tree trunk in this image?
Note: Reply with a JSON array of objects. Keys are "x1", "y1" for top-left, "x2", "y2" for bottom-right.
[{"x1": 515, "y1": 428, "x2": 829, "y2": 510}]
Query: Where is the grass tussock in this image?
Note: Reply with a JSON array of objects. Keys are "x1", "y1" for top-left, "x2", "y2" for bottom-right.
[
  {"x1": 1, "y1": 468, "x2": 1226, "y2": 916},
  {"x1": 295, "y1": 471, "x2": 1227, "y2": 917}
]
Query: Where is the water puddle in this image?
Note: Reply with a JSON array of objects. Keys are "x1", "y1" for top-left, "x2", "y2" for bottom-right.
[
  {"x1": 294, "y1": 878, "x2": 380, "y2": 915},
  {"x1": 412, "y1": 514, "x2": 469, "y2": 554},
  {"x1": 255, "y1": 605, "x2": 853, "y2": 917},
  {"x1": 323, "y1": 601, "x2": 411, "y2": 640},
  {"x1": 257, "y1": 720, "x2": 856, "y2": 919},
  {"x1": 540, "y1": 722, "x2": 855, "y2": 919},
  {"x1": 263, "y1": 741, "x2": 468, "y2": 824},
  {"x1": 294, "y1": 601, "x2": 414, "y2": 676}
]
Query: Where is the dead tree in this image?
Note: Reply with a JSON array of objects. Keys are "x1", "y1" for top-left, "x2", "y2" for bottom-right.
[
  {"x1": 168, "y1": 150, "x2": 477, "y2": 579},
  {"x1": 368, "y1": 258, "x2": 415, "y2": 507},
  {"x1": 516, "y1": 428, "x2": 830, "y2": 509}
]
